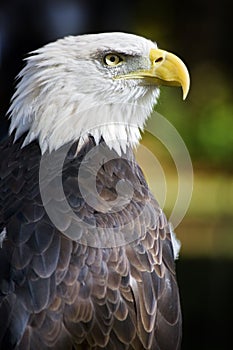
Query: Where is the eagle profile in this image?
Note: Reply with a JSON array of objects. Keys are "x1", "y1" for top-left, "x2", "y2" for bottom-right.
[{"x1": 0, "y1": 33, "x2": 190, "y2": 349}]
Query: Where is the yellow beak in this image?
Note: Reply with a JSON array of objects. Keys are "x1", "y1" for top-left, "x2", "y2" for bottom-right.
[
  {"x1": 117, "y1": 48, "x2": 190, "y2": 100},
  {"x1": 149, "y1": 48, "x2": 190, "y2": 99}
]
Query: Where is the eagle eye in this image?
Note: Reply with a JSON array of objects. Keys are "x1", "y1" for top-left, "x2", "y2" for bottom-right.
[{"x1": 104, "y1": 53, "x2": 123, "y2": 66}]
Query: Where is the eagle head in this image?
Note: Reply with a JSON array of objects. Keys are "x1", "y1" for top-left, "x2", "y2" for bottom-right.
[{"x1": 8, "y1": 32, "x2": 190, "y2": 154}]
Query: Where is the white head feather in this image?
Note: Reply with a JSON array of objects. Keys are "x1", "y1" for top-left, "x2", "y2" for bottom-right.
[{"x1": 8, "y1": 32, "x2": 160, "y2": 154}]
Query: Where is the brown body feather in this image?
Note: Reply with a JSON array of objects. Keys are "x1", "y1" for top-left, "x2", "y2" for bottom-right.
[{"x1": 0, "y1": 134, "x2": 181, "y2": 349}]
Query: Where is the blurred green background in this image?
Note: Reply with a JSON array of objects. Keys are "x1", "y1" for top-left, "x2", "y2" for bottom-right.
[{"x1": 1, "y1": 0, "x2": 232, "y2": 349}]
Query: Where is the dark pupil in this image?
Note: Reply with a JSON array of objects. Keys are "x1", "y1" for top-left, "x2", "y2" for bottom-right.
[{"x1": 110, "y1": 56, "x2": 116, "y2": 62}]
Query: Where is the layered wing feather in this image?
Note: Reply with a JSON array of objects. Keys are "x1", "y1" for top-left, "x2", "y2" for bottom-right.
[{"x1": 0, "y1": 135, "x2": 181, "y2": 349}]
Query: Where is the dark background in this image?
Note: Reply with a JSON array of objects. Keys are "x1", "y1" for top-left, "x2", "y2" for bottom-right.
[{"x1": 1, "y1": 1, "x2": 232, "y2": 349}]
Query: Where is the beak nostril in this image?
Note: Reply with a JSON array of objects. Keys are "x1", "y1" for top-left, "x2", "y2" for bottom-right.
[{"x1": 154, "y1": 57, "x2": 163, "y2": 63}]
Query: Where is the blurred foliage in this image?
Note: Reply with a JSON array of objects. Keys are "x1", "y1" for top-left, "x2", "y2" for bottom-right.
[
  {"x1": 131, "y1": 0, "x2": 233, "y2": 171},
  {"x1": 154, "y1": 64, "x2": 233, "y2": 171}
]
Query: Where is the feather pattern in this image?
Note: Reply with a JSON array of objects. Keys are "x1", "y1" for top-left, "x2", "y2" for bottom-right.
[{"x1": 0, "y1": 134, "x2": 181, "y2": 349}]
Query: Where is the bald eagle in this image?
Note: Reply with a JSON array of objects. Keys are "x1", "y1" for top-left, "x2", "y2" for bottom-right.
[{"x1": 0, "y1": 33, "x2": 189, "y2": 350}]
